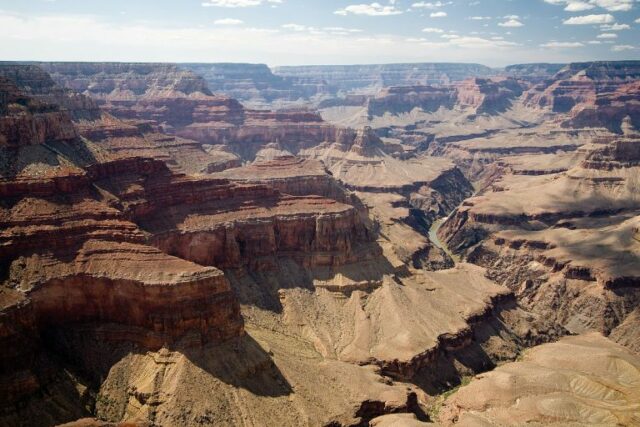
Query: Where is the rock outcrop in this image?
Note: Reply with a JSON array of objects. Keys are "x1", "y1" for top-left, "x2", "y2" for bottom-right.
[
  {"x1": 5, "y1": 59, "x2": 638, "y2": 427},
  {"x1": 439, "y1": 135, "x2": 640, "y2": 349},
  {"x1": 439, "y1": 333, "x2": 640, "y2": 426},
  {"x1": 524, "y1": 61, "x2": 640, "y2": 133},
  {"x1": 273, "y1": 63, "x2": 496, "y2": 94}
]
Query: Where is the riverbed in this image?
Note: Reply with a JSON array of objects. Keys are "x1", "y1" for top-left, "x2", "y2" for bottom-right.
[{"x1": 428, "y1": 217, "x2": 460, "y2": 263}]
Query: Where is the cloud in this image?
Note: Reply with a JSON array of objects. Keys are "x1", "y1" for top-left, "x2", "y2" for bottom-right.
[
  {"x1": 543, "y1": 0, "x2": 634, "y2": 11},
  {"x1": 563, "y1": 14, "x2": 614, "y2": 24},
  {"x1": 499, "y1": 18, "x2": 524, "y2": 27},
  {"x1": 470, "y1": 16, "x2": 492, "y2": 20},
  {"x1": 202, "y1": 0, "x2": 281, "y2": 7},
  {"x1": 430, "y1": 11, "x2": 447, "y2": 17},
  {"x1": 214, "y1": 18, "x2": 243, "y2": 25},
  {"x1": 540, "y1": 41, "x2": 585, "y2": 47},
  {"x1": 564, "y1": 1, "x2": 595, "y2": 11},
  {"x1": 282, "y1": 23, "x2": 306, "y2": 31},
  {"x1": 411, "y1": 1, "x2": 450, "y2": 8},
  {"x1": 279, "y1": 24, "x2": 363, "y2": 36},
  {"x1": 335, "y1": 3, "x2": 403, "y2": 16},
  {"x1": 601, "y1": 23, "x2": 630, "y2": 30},
  {"x1": 590, "y1": 0, "x2": 633, "y2": 11},
  {"x1": 0, "y1": 10, "x2": 595, "y2": 67},
  {"x1": 422, "y1": 27, "x2": 444, "y2": 32},
  {"x1": 612, "y1": 44, "x2": 635, "y2": 51},
  {"x1": 596, "y1": 32, "x2": 618, "y2": 37},
  {"x1": 636, "y1": 18, "x2": 640, "y2": 23},
  {"x1": 446, "y1": 36, "x2": 519, "y2": 48}
]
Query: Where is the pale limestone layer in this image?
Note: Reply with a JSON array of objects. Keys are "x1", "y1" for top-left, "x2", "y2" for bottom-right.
[{"x1": 439, "y1": 333, "x2": 640, "y2": 427}]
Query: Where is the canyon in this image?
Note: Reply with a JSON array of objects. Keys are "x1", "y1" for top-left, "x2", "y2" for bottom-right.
[{"x1": 0, "y1": 59, "x2": 639, "y2": 427}]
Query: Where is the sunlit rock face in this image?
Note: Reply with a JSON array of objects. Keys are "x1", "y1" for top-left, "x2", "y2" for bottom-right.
[
  {"x1": 524, "y1": 61, "x2": 640, "y2": 133},
  {"x1": 1, "y1": 59, "x2": 639, "y2": 427}
]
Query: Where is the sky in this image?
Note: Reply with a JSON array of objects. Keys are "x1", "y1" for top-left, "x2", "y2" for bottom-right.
[{"x1": 0, "y1": 0, "x2": 638, "y2": 66}]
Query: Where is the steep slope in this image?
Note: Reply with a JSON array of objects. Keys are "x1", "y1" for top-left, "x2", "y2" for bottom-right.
[
  {"x1": 439, "y1": 135, "x2": 640, "y2": 349},
  {"x1": 524, "y1": 61, "x2": 640, "y2": 133},
  {"x1": 439, "y1": 333, "x2": 640, "y2": 426}
]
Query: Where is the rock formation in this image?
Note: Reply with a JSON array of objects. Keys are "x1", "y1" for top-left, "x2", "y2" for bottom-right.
[
  {"x1": 438, "y1": 134, "x2": 640, "y2": 350},
  {"x1": 273, "y1": 63, "x2": 496, "y2": 94},
  {"x1": 2, "y1": 59, "x2": 640, "y2": 427},
  {"x1": 524, "y1": 61, "x2": 640, "y2": 133},
  {"x1": 439, "y1": 333, "x2": 640, "y2": 426}
]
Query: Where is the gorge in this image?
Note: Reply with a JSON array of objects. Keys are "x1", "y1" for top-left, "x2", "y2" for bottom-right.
[{"x1": 0, "y1": 59, "x2": 639, "y2": 427}]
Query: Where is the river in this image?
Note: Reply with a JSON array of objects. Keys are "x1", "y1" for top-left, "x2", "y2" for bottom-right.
[{"x1": 428, "y1": 216, "x2": 460, "y2": 264}]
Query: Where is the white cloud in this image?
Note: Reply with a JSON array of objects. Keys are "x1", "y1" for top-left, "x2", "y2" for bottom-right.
[
  {"x1": 499, "y1": 18, "x2": 524, "y2": 27},
  {"x1": 411, "y1": 1, "x2": 450, "y2": 8},
  {"x1": 470, "y1": 16, "x2": 492, "y2": 20},
  {"x1": 544, "y1": 0, "x2": 634, "y2": 11},
  {"x1": 202, "y1": 0, "x2": 282, "y2": 7},
  {"x1": 282, "y1": 23, "x2": 306, "y2": 31},
  {"x1": 588, "y1": 40, "x2": 602, "y2": 43},
  {"x1": 563, "y1": 14, "x2": 614, "y2": 24},
  {"x1": 601, "y1": 23, "x2": 631, "y2": 30},
  {"x1": 0, "y1": 10, "x2": 593, "y2": 67},
  {"x1": 540, "y1": 41, "x2": 585, "y2": 47},
  {"x1": 564, "y1": 1, "x2": 595, "y2": 11},
  {"x1": 323, "y1": 27, "x2": 363, "y2": 33},
  {"x1": 447, "y1": 36, "x2": 519, "y2": 48},
  {"x1": 590, "y1": 0, "x2": 634, "y2": 11},
  {"x1": 612, "y1": 44, "x2": 635, "y2": 51},
  {"x1": 596, "y1": 32, "x2": 618, "y2": 38},
  {"x1": 422, "y1": 27, "x2": 444, "y2": 32},
  {"x1": 430, "y1": 11, "x2": 447, "y2": 17},
  {"x1": 279, "y1": 24, "x2": 362, "y2": 36},
  {"x1": 636, "y1": 18, "x2": 640, "y2": 23},
  {"x1": 335, "y1": 3, "x2": 403, "y2": 16},
  {"x1": 214, "y1": 18, "x2": 243, "y2": 25}
]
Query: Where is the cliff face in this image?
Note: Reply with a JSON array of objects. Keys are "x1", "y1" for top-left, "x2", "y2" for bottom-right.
[
  {"x1": 367, "y1": 85, "x2": 458, "y2": 116},
  {"x1": 4, "y1": 65, "x2": 431, "y2": 426},
  {"x1": 6, "y1": 60, "x2": 636, "y2": 427},
  {"x1": 439, "y1": 135, "x2": 640, "y2": 346},
  {"x1": 273, "y1": 63, "x2": 496, "y2": 94},
  {"x1": 367, "y1": 78, "x2": 523, "y2": 118},
  {"x1": 180, "y1": 63, "x2": 318, "y2": 105},
  {"x1": 179, "y1": 63, "x2": 496, "y2": 108},
  {"x1": 503, "y1": 63, "x2": 566, "y2": 83},
  {"x1": 0, "y1": 67, "x2": 247, "y2": 424},
  {"x1": 524, "y1": 61, "x2": 640, "y2": 133},
  {"x1": 37, "y1": 62, "x2": 343, "y2": 162}
]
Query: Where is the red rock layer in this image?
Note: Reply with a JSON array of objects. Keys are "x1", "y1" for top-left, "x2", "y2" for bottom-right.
[{"x1": 524, "y1": 61, "x2": 640, "y2": 133}]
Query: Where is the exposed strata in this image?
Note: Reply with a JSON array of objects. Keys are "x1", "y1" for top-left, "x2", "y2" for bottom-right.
[
  {"x1": 322, "y1": 78, "x2": 524, "y2": 122},
  {"x1": 439, "y1": 136, "x2": 640, "y2": 349},
  {"x1": 180, "y1": 63, "x2": 322, "y2": 108},
  {"x1": 3, "y1": 59, "x2": 639, "y2": 427},
  {"x1": 2, "y1": 64, "x2": 512, "y2": 427},
  {"x1": 439, "y1": 333, "x2": 640, "y2": 426},
  {"x1": 0, "y1": 72, "x2": 249, "y2": 425},
  {"x1": 215, "y1": 155, "x2": 348, "y2": 200},
  {"x1": 503, "y1": 63, "x2": 566, "y2": 84},
  {"x1": 297, "y1": 126, "x2": 473, "y2": 269},
  {"x1": 524, "y1": 61, "x2": 640, "y2": 133},
  {"x1": 273, "y1": 63, "x2": 496, "y2": 94},
  {"x1": 37, "y1": 62, "x2": 343, "y2": 163}
]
